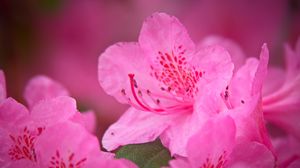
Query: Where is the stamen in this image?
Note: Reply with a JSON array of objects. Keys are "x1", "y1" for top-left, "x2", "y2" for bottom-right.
[
  {"x1": 128, "y1": 74, "x2": 164, "y2": 112},
  {"x1": 127, "y1": 74, "x2": 193, "y2": 114},
  {"x1": 221, "y1": 86, "x2": 233, "y2": 109}
]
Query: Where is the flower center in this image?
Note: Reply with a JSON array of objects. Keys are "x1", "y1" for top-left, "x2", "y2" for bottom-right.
[
  {"x1": 8, "y1": 126, "x2": 43, "y2": 162},
  {"x1": 121, "y1": 45, "x2": 202, "y2": 114},
  {"x1": 151, "y1": 45, "x2": 202, "y2": 99},
  {"x1": 49, "y1": 150, "x2": 87, "y2": 168}
]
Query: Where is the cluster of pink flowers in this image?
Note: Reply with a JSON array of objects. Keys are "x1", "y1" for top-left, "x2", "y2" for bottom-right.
[
  {"x1": 1, "y1": 12, "x2": 300, "y2": 168},
  {"x1": 0, "y1": 73, "x2": 137, "y2": 167},
  {"x1": 98, "y1": 13, "x2": 300, "y2": 167}
]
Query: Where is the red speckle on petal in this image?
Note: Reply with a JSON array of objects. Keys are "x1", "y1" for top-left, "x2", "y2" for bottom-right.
[
  {"x1": 200, "y1": 151, "x2": 227, "y2": 168},
  {"x1": 49, "y1": 150, "x2": 87, "y2": 168},
  {"x1": 8, "y1": 126, "x2": 41, "y2": 162},
  {"x1": 152, "y1": 45, "x2": 203, "y2": 99}
]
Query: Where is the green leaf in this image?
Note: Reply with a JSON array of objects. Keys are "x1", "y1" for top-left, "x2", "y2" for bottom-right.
[{"x1": 115, "y1": 139, "x2": 172, "y2": 168}]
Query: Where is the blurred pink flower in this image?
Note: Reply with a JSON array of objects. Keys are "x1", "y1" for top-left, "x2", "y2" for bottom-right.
[
  {"x1": 35, "y1": 0, "x2": 128, "y2": 122},
  {"x1": 272, "y1": 135, "x2": 300, "y2": 167},
  {"x1": 184, "y1": 44, "x2": 274, "y2": 153},
  {"x1": 263, "y1": 38, "x2": 300, "y2": 140},
  {"x1": 0, "y1": 71, "x2": 94, "y2": 167},
  {"x1": 35, "y1": 121, "x2": 137, "y2": 168},
  {"x1": 98, "y1": 12, "x2": 233, "y2": 156},
  {"x1": 24, "y1": 75, "x2": 96, "y2": 133},
  {"x1": 0, "y1": 70, "x2": 136, "y2": 167},
  {"x1": 0, "y1": 95, "x2": 78, "y2": 167},
  {"x1": 183, "y1": 0, "x2": 289, "y2": 57},
  {"x1": 169, "y1": 116, "x2": 275, "y2": 168}
]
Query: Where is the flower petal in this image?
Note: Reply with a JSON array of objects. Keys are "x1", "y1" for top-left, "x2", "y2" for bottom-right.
[
  {"x1": 98, "y1": 42, "x2": 157, "y2": 104},
  {"x1": 192, "y1": 45, "x2": 234, "y2": 95},
  {"x1": 86, "y1": 152, "x2": 138, "y2": 168},
  {"x1": 252, "y1": 44, "x2": 269, "y2": 95},
  {"x1": 139, "y1": 12, "x2": 195, "y2": 62},
  {"x1": 229, "y1": 57, "x2": 259, "y2": 107},
  {"x1": 24, "y1": 75, "x2": 69, "y2": 108},
  {"x1": 262, "y1": 67, "x2": 285, "y2": 96},
  {"x1": 30, "y1": 96, "x2": 77, "y2": 126},
  {"x1": 160, "y1": 112, "x2": 204, "y2": 156},
  {"x1": 0, "y1": 98, "x2": 29, "y2": 125},
  {"x1": 263, "y1": 39, "x2": 300, "y2": 140},
  {"x1": 169, "y1": 157, "x2": 190, "y2": 168},
  {"x1": 186, "y1": 115, "x2": 236, "y2": 168},
  {"x1": 102, "y1": 107, "x2": 175, "y2": 151},
  {"x1": 272, "y1": 135, "x2": 300, "y2": 167},
  {"x1": 70, "y1": 110, "x2": 96, "y2": 133},
  {"x1": 35, "y1": 121, "x2": 100, "y2": 167},
  {"x1": 228, "y1": 142, "x2": 275, "y2": 168},
  {"x1": 199, "y1": 36, "x2": 246, "y2": 72}
]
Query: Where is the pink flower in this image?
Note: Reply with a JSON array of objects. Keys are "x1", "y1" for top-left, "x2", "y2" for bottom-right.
[
  {"x1": 169, "y1": 116, "x2": 275, "y2": 168},
  {"x1": 199, "y1": 36, "x2": 274, "y2": 151},
  {"x1": 0, "y1": 95, "x2": 77, "y2": 167},
  {"x1": 34, "y1": 121, "x2": 137, "y2": 168},
  {"x1": 0, "y1": 72, "x2": 95, "y2": 167},
  {"x1": 180, "y1": 44, "x2": 275, "y2": 165},
  {"x1": 198, "y1": 36, "x2": 247, "y2": 73},
  {"x1": 98, "y1": 12, "x2": 234, "y2": 156},
  {"x1": 183, "y1": 0, "x2": 289, "y2": 57},
  {"x1": 36, "y1": 0, "x2": 128, "y2": 122},
  {"x1": 263, "y1": 38, "x2": 300, "y2": 140}
]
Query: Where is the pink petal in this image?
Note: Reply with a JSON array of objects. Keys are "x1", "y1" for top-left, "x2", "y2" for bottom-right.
[
  {"x1": 24, "y1": 75, "x2": 69, "y2": 108},
  {"x1": 186, "y1": 115, "x2": 236, "y2": 168},
  {"x1": 139, "y1": 12, "x2": 195, "y2": 62},
  {"x1": 262, "y1": 67, "x2": 285, "y2": 96},
  {"x1": 252, "y1": 44, "x2": 269, "y2": 95},
  {"x1": 228, "y1": 142, "x2": 275, "y2": 168},
  {"x1": 102, "y1": 107, "x2": 175, "y2": 151},
  {"x1": 230, "y1": 44, "x2": 269, "y2": 106},
  {"x1": 199, "y1": 36, "x2": 246, "y2": 72},
  {"x1": 0, "y1": 70, "x2": 6, "y2": 102},
  {"x1": 70, "y1": 110, "x2": 96, "y2": 133},
  {"x1": 264, "y1": 104, "x2": 300, "y2": 140},
  {"x1": 30, "y1": 96, "x2": 77, "y2": 126},
  {"x1": 229, "y1": 95, "x2": 273, "y2": 151},
  {"x1": 0, "y1": 98, "x2": 29, "y2": 125},
  {"x1": 98, "y1": 42, "x2": 157, "y2": 104},
  {"x1": 169, "y1": 157, "x2": 190, "y2": 168},
  {"x1": 192, "y1": 45, "x2": 234, "y2": 95},
  {"x1": 263, "y1": 39, "x2": 300, "y2": 140},
  {"x1": 160, "y1": 112, "x2": 204, "y2": 156},
  {"x1": 86, "y1": 152, "x2": 138, "y2": 168},
  {"x1": 272, "y1": 135, "x2": 300, "y2": 167},
  {"x1": 35, "y1": 121, "x2": 100, "y2": 167},
  {"x1": 229, "y1": 57, "x2": 259, "y2": 107},
  {"x1": 284, "y1": 38, "x2": 300, "y2": 80},
  {"x1": 2, "y1": 159, "x2": 37, "y2": 168}
]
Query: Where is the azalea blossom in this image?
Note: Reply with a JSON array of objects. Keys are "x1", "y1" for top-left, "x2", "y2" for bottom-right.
[
  {"x1": 169, "y1": 116, "x2": 275, "y2": 168},
  {"x1": 0, "y1": 72, "x2": 93, "y2": 167},
  {"x1": 263, "y1": 38, "x2": 300, "y2": 140},
  {"x1": 168, "y1": 42, "x2": 276, "y2": 168},
  {"x1": 98, "y1": 12, "x2": 234, "y2": 156},
  {"x1": 35, "y1": 121, "x2": 137, "y2": 168},
  {"x1": 0, "y1": 71, "x2": 137, "y2": 167},
  {"x1": 0, "y1": 72, "x2": 76, "y2": 167}
]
